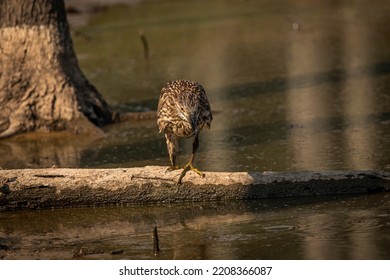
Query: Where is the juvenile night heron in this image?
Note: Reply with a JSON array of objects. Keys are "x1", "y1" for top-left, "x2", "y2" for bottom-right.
[{"x1": 157, "y1": 80, "x2": 213, "y2": 184}]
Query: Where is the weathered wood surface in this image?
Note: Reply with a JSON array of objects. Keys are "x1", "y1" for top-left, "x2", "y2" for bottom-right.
[{"x1": 0, "y1": 166, "x2": 389, "y2": 210}]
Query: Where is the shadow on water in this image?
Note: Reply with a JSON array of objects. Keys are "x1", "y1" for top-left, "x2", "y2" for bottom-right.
[
  {"x1": 1, "y1": 193, "x2": 389, "y2": 259},
  {"x1": 113, "y1": 97, "x2": 158, "y2": 113},
  {"x1": 82, "y1": 137, "x2": 166, "y2": 167},
  {"x1": 220, "y1": 62, "x2": 390, "y2": 98},
  {"x1": 228, "y1": 110, "x2": 390, "y2": 147}
]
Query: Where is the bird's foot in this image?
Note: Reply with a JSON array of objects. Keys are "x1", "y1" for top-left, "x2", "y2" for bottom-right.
[
  {"x1": 177, "y1": 163, "x2": 205, "y2": 185},
  {"x1": 165, "y1": 165, "x2": 180, "y2": 173}
]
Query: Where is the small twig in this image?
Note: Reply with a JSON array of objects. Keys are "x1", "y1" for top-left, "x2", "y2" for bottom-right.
[
  {"x1": 132, "y1": 175, "x2": 177, "y2": 183},
  {"x1": 153, "y1": 226, "x2": 160, "y2": 255},
  {"x1": 34, "y1": 174, "x2": 65, "y2": 178},
  {"x1": 139, "y1": 28, "x2": 149, "y2": 61}
]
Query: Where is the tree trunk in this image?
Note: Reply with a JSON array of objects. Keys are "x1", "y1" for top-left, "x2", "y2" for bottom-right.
[{"x1": 0, "y1": 0, "x2": 115, "y2": 138}]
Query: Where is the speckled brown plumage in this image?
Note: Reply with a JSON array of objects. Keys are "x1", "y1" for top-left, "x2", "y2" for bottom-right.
[{"x1": 157, "y1": 80, "x2": 212, "y2": 184}]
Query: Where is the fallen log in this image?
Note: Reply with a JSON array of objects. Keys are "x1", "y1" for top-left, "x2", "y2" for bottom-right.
[{"x1": 0, "y1": 166, "x2": 389, "y2": 210}]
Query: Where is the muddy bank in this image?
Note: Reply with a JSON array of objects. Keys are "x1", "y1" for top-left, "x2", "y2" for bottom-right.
[{"x1": 1, "y1": 166, "x2": 389, "y2": 210}]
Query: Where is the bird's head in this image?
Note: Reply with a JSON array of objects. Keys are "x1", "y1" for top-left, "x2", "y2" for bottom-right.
[{"x1": 175, "y1": 101, "x2": 199, "y2": 134}]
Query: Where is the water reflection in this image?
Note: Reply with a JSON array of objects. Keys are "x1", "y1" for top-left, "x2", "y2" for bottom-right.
[
  {"x1": 286, "y1": 18, "x2": 334, "y2": 170},
  {"x1": 0, "y1": 132, "x2": 93, "y2": 168},
  {"x1": 1, "y1": 193, "x2": 389, "y2": 259},
  {"x1": 285, "y1": 2, "x2": 390, "y2": 171},
  {"x1": 341, "y1": 6, "x2": 376, "y2": 170}
]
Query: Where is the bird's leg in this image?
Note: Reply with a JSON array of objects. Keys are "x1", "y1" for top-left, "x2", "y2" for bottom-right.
[
  {"x1": 165, "y1": 133, "x2": 179, "y2": 172},
  {"x1": 177, "y1": 134, "x2": 205, "y2": 184}
]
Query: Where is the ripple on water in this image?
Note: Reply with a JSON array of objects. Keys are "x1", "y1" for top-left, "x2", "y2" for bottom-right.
[{"x1": 263, "y1": 225, "x2": 295, "y2": 232}]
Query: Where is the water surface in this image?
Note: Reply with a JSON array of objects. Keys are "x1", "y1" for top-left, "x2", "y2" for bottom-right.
[{"x1": 1, "y1": 193, "x2": 389, "y2": 259}]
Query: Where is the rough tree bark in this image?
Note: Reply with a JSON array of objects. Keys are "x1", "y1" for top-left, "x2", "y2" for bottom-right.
[{"x1": 0, "y1": 0, "x2": 115, "y2": 138}]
